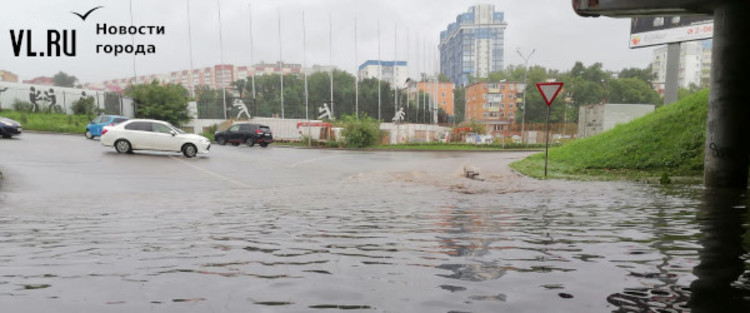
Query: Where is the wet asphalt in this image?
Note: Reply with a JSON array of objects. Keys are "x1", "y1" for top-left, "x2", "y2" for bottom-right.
[{"x1": 1, "y1": 133, "x2": 740, "y2": 313}]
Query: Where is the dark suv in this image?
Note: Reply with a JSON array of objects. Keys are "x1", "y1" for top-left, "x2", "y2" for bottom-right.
[{"x1": 214, "y1": 123, "x2": 274, "y2": 147}]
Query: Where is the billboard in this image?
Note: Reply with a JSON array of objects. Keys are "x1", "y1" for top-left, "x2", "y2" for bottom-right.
[{"x1": 629, "y1": 16, "x2": 713, "y2": 48}]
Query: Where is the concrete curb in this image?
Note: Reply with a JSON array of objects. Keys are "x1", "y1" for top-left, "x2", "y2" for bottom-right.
[
  {"x1": 23, "y1": 130, "x2": 81, "y2": 137},
  {"x1": 273, "y1": 145, "x2": 544, "y2": 153}
]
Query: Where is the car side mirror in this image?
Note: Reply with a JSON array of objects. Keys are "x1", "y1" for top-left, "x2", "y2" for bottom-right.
[{"x1": 170, "y1": 130, "x2": 176, "y2": 136}]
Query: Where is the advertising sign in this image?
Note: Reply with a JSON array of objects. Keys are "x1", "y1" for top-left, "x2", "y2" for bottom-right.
[{"x1": 630, "y1": 16, "x2": 713, "y2": 48}]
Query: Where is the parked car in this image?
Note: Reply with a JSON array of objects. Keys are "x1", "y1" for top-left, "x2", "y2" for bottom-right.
[
  {"x1": 85, "y1": 115, "x2": 130, "y2": 139},
  {"x1": 100, "y1": 119, "x2": 210, "y2": 158},
  {"x1": 0, "y1": 117, "x2": 22, "y2": 138},
  {"x1": 214, "y1": 123, "x2": 274, "y2": 148}
]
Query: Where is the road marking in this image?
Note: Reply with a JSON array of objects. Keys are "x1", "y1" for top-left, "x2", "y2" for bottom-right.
[{"x1": 170, "y1": 156, "x2": 256, "y2": 189}]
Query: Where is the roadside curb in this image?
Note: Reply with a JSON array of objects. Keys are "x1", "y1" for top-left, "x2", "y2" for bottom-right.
[
  {"x1": 23, "y1": 130, "x2": 81, "y2": 137},
  {"x1": 273, "y1": 145, "x2": 544, "y2": 153}
]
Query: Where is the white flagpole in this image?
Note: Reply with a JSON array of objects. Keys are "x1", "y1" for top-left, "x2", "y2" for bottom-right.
[
  {"x1": 378, "y1": 21, "x2": 381, "y2": 121},
  {"x1": 216, "y1": 0, "x2": 226, "y2": 119},
  {"x1": 278, "y1": 8, "x2": 284, "y2": 119},
  {"x1": 329, "y1": 14, "x2": 334, "y2": 118},
  {"x1": 354, "y1": 17, "x2": 359, "y2": 119},
  {"x1": 303, "y1": 11, "x2": 310, "y2": 145}
]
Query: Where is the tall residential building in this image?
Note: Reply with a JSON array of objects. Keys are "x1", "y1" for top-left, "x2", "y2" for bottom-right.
[
  {"x1": 652, "y1": 39, "x2": 712, "y2": 94},
  {"x1": 358, "y1": 60, "x2": 408, "y2": 88},
  {"x1": 465, "y1": 81, "x2": 522, "y2": 132},
  {"x1": 439, "y1": 4, "x2": 507, "y2": 87},
  {"x1": 0, "y1": 70, "x2": 18, "y2": 83}
]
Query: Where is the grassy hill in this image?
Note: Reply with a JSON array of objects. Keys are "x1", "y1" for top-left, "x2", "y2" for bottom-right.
[{"x1": 511, "y1": 90, "x2": 709, "y2": 181}]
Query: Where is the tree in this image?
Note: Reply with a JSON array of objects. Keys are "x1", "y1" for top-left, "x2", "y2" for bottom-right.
[
  {"x1": 606, "y1": 78, "x2": 660, "y2": 104},
  {"x1": 454, "y1": 87, "x2": 465, "y2": 123},
  {"x1": 438, "y1": 73, "x2": 451, "y2": 83},
  {"x1": 53, "y1": 71, "x2": 78, "y2": 87},
  {"x1": 619, "y1": 66, "x2": 656, "y2": 85},
  {"x1": 125, "y1": 81, "x2": 190, "y2": 126}
]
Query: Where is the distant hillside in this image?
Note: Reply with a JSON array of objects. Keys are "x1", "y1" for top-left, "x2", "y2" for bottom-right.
[{"x1": 511, "y1": 90, "x2": 709, "y2": 180}]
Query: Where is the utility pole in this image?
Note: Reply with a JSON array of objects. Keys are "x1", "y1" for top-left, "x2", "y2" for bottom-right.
[{"x1": 517, "y1": 48, "x2": 535, "y2": 143}]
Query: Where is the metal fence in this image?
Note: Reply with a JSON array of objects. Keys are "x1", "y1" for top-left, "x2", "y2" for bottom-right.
[{"x1": 0, "y1": 82, "x2": 134, "y2": 116}]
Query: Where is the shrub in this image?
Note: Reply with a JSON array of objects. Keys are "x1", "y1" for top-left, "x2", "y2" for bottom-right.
[
  {"x1": 201, "y1": 124, "x2": 218, "y2": 142},
  {"x1": 339, "y1": 114, "x2": 381, "y2": 148},
  {"x1": 13, "y1": 99, "x2": 33, "y2": 112},
  {"x1": 72, "y1": 97, "x2": 97, "y2": 115}
]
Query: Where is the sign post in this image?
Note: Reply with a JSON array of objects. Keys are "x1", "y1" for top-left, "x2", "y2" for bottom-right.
[{"x1": 536, "y1": 82, "x2": 564, "y2": 177}]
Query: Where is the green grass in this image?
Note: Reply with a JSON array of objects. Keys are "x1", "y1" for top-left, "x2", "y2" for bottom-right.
[
  {"x1": 0, "y1": 111, "x2": 92, "y2": 134},
  {"x1": 511, "y1": 90, "x2": 709, "y2": 181}
]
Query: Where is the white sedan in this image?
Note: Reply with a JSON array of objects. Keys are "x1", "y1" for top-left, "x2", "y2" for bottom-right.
[{"x1": 101, "y1": 119, "x2": 210, "y2": 158}]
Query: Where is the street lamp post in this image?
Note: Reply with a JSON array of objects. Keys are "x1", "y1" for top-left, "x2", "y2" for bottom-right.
[{"x1": 517, "y1": 48, "x2": 535, "y2": 143}]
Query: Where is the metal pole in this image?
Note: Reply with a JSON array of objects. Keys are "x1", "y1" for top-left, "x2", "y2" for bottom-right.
[
  {"x1": 248, "y1": 3, "x2": 256, "y2": 103},
  {"x1": 544, "y1": 105, "x2": 550, "y2": 177},
  {"x1": 704, "y1": 1, "x2": 750, "y2": 189},
  {"x1": 355, "y1": 17, "x2": 359, "y2": 119},
  {"x1": 394, "y1": 24, "x2": 398, "y2": 115},
  {"x1": 278, "y1": 9, "x2": 284, "y2": 119},
  {"x1": 186, "y1": 0, "x2": 195, "y2": 97},
  {"x1": 303, "y1": 11, "x2": 310, "y2": 146},
  {"x1": 216, "y1": 0, "x2": 226, "y2": 119},
  {"x1": 378, "y1": 21, "x2": 381, "y2": 121},
  {"x1": 517, "y1": 48, "x2": 534, "y2": 143},
  {"x1": 664, "y1": 43, "x2": 680, "y2": 105},
  {"x1": 329, "y1": 14, "x2": 334, "y2": 118}
]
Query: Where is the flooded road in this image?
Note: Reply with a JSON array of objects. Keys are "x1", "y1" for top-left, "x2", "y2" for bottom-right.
[{"x1": 1, "y1": 133, "x2": 748, "y2": 312}]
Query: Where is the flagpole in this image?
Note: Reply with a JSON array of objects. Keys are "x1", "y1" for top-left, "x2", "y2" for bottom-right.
[
  {"x1": 329, "y1": 14, "x2": 334, "y2": 118},
  {"x1": 278, "y1": 8, "x2": 284, "y2": 119},
  {"x1": 303, "y1": 11, "x2": 310, "y2": 145},
  {"x1": 216, "y1": 0, "x2": 227, "y2": 119},
  {"x1": 354, "y1": 16, "x2": 359, "y2": 119}
]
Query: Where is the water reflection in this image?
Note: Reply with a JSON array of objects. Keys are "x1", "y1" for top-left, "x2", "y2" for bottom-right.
[
  {"x1": 689, "y1": 189, "x2": 750, "y2": 312},
  {"x1": 607, "y1": 188, "x2": 750, "y2": 312}
]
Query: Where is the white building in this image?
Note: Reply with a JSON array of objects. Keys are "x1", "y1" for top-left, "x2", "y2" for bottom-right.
[
  {"x1": 358, "y1": 60, "x2": 408, "y2": 88},
  {"x1": 652, "y1": 40, "x2": 712, "y2": 93},
  {"x1": 578, "y1": 103, "x2": 655, "y2": 138}
]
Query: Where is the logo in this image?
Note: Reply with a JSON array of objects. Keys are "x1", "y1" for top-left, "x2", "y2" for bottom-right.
[
  {"x1": 72, "y1": 6, "x2": 103, "y2": 21},
  {"x1": 7, "y1": 6, "x2": 102, "y2": 58},
  {"x1": 631, "y1": 36, "x2": 641, "y2": 46}
]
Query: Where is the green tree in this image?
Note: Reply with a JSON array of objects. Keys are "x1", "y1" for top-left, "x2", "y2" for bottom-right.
[
  {"x1": 454, "y1": 86, "x2": 465, "y2": 123},
  {"x1": 339, "y1": 114, "x2": 381, "y2": 148},
  {"x1": 606, "y1": 78, "x2": 660, "y2": 104},
  {"x1": 619, "y1": 66, "x2": 656, "y2": 85},
  {"x1": 53, "y1": 71, "x2": 78, "y2": 88},
  {"x1": 125, "y1": 81, "x2": 190, "y2": 125}
]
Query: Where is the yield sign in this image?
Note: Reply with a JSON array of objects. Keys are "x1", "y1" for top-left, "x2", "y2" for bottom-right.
[{"x1": 536, "y1": 82, "x2": 564, "y2": 106}]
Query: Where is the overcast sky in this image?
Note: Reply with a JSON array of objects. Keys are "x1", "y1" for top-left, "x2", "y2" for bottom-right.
[{"x1": 0, "y1": 0, "x2": 654, "y2": 84}]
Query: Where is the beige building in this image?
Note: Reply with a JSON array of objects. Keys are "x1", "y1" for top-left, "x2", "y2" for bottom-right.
[{"x1": 0, "y1": 70, "x2": 18, "y2": 83}]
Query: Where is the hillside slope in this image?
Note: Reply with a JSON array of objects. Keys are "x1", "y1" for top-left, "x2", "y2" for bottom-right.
[{"x1": 511, "y1": 90, "x2": 709, "y2": 179}]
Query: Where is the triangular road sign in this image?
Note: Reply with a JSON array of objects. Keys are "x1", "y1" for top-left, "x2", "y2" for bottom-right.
[{"x1": 536, "y1": 82, "x2": 564, "y2": 106}]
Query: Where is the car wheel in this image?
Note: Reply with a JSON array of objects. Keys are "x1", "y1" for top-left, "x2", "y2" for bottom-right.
[
  {"x1": 260, "y1": 143, "x2": 269, "y2": 148},
  {"x1": 2, "y1": 134, "x2": 11, "y2": 139},
  {"x1": 182, "y1": 143, "x2": 198, "y2": 158},
  {"x1": 114, "y1": 139, "x2": 131, "y2": 154},
  {"x1": 85, "y1": 130, "x2": 94, "y2": 140},
  {"x1": 216, "y1": 136, "x2": 227, "y2": 145},
  {"x1": 246, "y1": 137, "x2": 255, "y2": 147}
]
